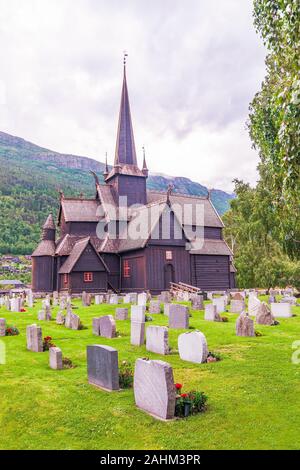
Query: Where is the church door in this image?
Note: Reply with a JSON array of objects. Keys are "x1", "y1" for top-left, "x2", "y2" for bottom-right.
[{"x1": 164, "y1": 263, "x2": 175, "y2": 290}]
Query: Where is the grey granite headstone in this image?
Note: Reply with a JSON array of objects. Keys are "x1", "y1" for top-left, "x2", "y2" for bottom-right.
[
  {"x1": 204, "y1": 303, "x2": 221, "y2": 321},
  {"x1": 158, "y1": 291, "x2": 171, "y2": 303},
  {"x1": 149, "y1": 301, "x2": 161, "y2": 314},
  {"x1": 191, "y1": 295, "x2": 204, "y2": 311},
  {"x1": 168, "y1": 305, "x2": 189, "y2": 329},
  {"x1": 49, "y1": 347, "x2": 63, "y2": 370},
  {"x1": 178, "y1": 331, "x2": 208, "y2": 363},
  {"x1": 146, "y1": 326, "x2": 169, "y2": 355},
  {"x1": 92, "y1": 317, "x2": 101, "y2": 335},
  {"x1": 138, "y1": 293, "x2": 147, "y2": 306},
  {"x1": 65, "y1": 311, "x2": 80, "y2": 330},
  {"x1": 270, "y1": 303, "x2": 292, "y2": 318},
  {"x1": 212, "y1": 297, "x2": 226, "y2": 313},
  {"x1": 131, "y1": 321, "x2": 145, "y2": 346},
  {"x1": 0, "y1": 318, "x2": 6, "y2": 337},
  {"x1": 230, "y1": 300, "x2": 246, "y2": 314},
  {"x1": 56, "y1": 311, "x2": 65, "y2": 325},
  {"x1": 236, "y1": 313, "x2": 255, "y2": 337},
  {"x1": 99, "y1": 315, "x2": 116, "y2": 338},
  {"x1": 87, "y1": 345, "x2": 119, "y2": 391},
  {"x1": 115, "y1": 308, "x2": 128, "y2": 320},
  {"x1": 163, "y1": 303, "x2": 171, "y2": 317},
  {"x1": 134, "y1": 358, "x2": 176, "y2": 420},
  {"x1": 26, "y1": 324, "x2": 43, "y2": 352},
  {"x1": 256, "y1": 302, "x2": 276, "y2": 325},
  {"x1": 109, "y1": 294, "x2": 119, "y2": 305},
  {"x1": 131, "y1": 305, "x2": 146, "y2": 322}
]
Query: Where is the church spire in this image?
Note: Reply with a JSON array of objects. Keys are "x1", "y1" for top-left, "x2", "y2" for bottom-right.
[
  {"x1": 142, "y1": 146, "x2": 148, "y2": 176},
  {"x1": 114, "y1": 53, "x2": 137, "y2": 166}
]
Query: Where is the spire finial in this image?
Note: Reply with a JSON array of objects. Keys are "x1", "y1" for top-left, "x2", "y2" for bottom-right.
[
  {"x1": 123, "y1": 50, "x2": 128, "y2": 68},
  {"x1": 103, "y1": 152, "x2": 109, "y2": 178},
  {"x1": 167, "y1": 183, "x2": 174, "y2": 204},
  {"x1": 142, "y1": 145, "x2": 148, "y2": 175}
]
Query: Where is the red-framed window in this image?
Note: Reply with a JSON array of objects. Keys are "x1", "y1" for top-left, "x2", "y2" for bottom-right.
[
  {"x1": 84, "y1": 272, "x2": 93, "y2": 283},
  {"x1": 123, "y1": 260, "x2": 131, "y2": 278},
  {"x1": 166, "y1": 251, "x2": 173, "y2": 261},
  {"x1": 63, "y1": 274, "x2": 69, "y2": 286}
]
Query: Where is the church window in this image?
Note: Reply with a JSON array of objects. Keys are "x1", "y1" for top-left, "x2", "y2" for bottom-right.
[
  {"x1": 84, "y1": 272, "x2": 93, "y2": 283},
  {"x1": 63, "y1": 274, "x2": 69, "y2": 286},
  {"x1": 166, "y1": 251, "x2": 173, "y2": 261},
  {"x1": 123, "y1": 260, "x2": 131, "y2": 278}
]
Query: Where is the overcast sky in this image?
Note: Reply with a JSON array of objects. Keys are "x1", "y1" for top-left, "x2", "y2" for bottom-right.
[{"x1": 0, "y1": 0, "x2": 266, "y2": 192}]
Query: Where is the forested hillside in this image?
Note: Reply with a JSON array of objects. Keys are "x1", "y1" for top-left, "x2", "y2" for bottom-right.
[{"x1": 0, "y1": 131, "x2": 234, "y2": 254}]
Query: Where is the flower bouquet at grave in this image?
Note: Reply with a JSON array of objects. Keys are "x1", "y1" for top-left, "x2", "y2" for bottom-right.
[
  {"x1": 174, "y1": 384, "x2": 207, "y2": 418},
  {"x1": 206, "y1": 351, "x2": 222, "y2": 363},
  {"x1": 43, "y1": 336, "x2": 56, "y2": 351},
  {"x1": 5, "y1": 326, "x2": 20, "y2": 336}
]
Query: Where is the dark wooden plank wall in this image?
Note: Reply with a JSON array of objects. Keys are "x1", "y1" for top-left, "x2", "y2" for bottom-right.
[
  {"x1": 121, "y1": 250, "x2": 146, "y2": 291},
  {"x1": 191, "y1": 254, "x2": 230, "y2": 290},
  {"x1": 32, "y1": 257, "x2": 54, "y2": 292},
  {"x1": 72, "y1": 245, "x2": 106, "y2": 272},
  {"x1": 102, "y1": 253, "x2": 120, "y2": 291},
  {"x1": 145, "y1": 245, "x2": 191, "y2": 293},
  {"x1": 63, "y1": 271, "x2": 107, "y2": 292}
]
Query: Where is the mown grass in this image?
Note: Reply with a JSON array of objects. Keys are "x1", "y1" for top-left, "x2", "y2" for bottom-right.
[{"x1": 0, "y1": 297, "x2": 300, "y2": 450}]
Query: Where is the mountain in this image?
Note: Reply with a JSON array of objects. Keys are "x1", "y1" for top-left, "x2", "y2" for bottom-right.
[{"x1": 0, "y1": 131, "x2": 235, "y2": 254}]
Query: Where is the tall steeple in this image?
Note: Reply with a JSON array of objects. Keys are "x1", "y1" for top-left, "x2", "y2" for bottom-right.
[{"x1": 114, "y1": 54, "x2": 137, "y2": 166}]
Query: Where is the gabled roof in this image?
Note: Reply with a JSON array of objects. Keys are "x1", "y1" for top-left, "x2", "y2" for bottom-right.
[
  {"x1": 32, "y1": 240, "x2": 56, "y2": 257},
  {"x1": 58, "y1": 198, "x2": 100, "y2": 223},
  {"x1": 58, "y1": 237, "x2": 109, "y2": 274},
  {"x1": 147, "y1": 191, "x2": 224, "y2": 228},
  {"x1": 189, "y1": 239, "x2": 233, "y2": 256}
]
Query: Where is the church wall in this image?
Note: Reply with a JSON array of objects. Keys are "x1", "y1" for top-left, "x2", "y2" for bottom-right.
[
  {"x1": 102, "y1": 254, "x2": 120, "y2": 291},
  {"x1": 120, "y1": 250, "x2": 147, "y2": 291},
  {"x1": 32, "y1": 256, "x2": 54, "y2": 292},
  {"x1": 109, "y1": 175, "x2": 147, "y2": 206},
  {"x1": 191, "y1": 254, "x2": 231, "y2": 291}
]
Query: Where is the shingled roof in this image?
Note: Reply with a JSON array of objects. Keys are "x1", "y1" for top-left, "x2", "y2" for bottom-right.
[
  {"x1": 32, "y1": 240, "x2": 56, "y2": 257},
  {"x1": 58, "y1": 237, "x2": 109, "y2": 274},
  {"x1": 189, "y1": 239, "x2": 233, "y2": 256},
  {"x1": 147, "y1": 191, "x2": 224, "y2": 228},
  {"x1": 59, "y1": 198, "x2": 100, "y2": 223}
]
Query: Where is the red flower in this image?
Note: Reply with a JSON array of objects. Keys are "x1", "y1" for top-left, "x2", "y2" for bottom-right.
[
  {"x1": 21, "y1": 309, "x2": 26, "y2": 312},
  {"x1": 44, "y1": 336, "x2": 52, "y2": 341},
  {"x1": 175, "y1": 383, "x2": 183, "y2": 390},
  {"x1": 181, "y1": 393, "x2": 188, "y2": 398}
]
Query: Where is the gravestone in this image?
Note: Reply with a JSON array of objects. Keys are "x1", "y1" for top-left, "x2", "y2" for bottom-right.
[
  {"x1": 109, "y1": 294, "x2": 119, "y2": 305},
  {"x1": 131, "y1": 305, "x2": 146, "y2": 322},
  {"x1": 149, "y1": 301, "x2": 161, "y2": 314},
  {"x1": 281, "y1": 296, "x2": 297, "y2": 306},
  {"x1": 178, "y1": 331, "x2": 208, "y2": 363},
  {"x1": 92, "y1": 317, "x2": 101, "y2": 336},
  {"x1": 53, "y1": 291, "x2": 59, "y2": 307},
  {"x1": 134, "y1": 358, "x2": 176, "y2": 420},
  {"x1": 204, "y1": 304, "x2": 221, "y2": 321},
  {"x1": 60, "y1": 297, "x2": 66, "y2": 310},
  {"x1": 0, "y1": 318, "x2": 6, "y2": 337},
  {"x1": 236, "y1": 313, "x2": 255, "y2": 337},
  {"x1": 213, "y1": 297, "x2": 226, "y2": 314},
  {"x1": 158, "y1": 291, "x2": 171, "y2": 303},
  {"x1": 191, "y1": 295, "x2": 204, "y2": 310},
  {"x1": 65, "y1": 311, "x2": 80, "y2": 330},
  {"x1": 124, "y1": 293, "x2": 136, "y2": 304},
  {"x1": 10, "y1": 297, "x2": 21, "y2": 313},
  {"x1": 138, "y1": 293, "x2": 147, "y2": 307},
  {"x1": 27, "y1": 290, "x2": 34, "y2": 308},
  {"x1": 87, "y1": 345, "x2": 119, "y2": 391},
  {"x1": 99, "y1": 315, "x2": 116, "y2": 339},
  {"x1": 168, "y1": 305, "x2": 189, "y2": 329},
  {"x1": 163, "y1": 303, "x2": 171, "y2": 317},
  {"x1": 270, "y1": 303, "x2": 292, "y2": 318},
  {"x1": 26, "y1": 324, "x2": 43, "y2": 352},
  {"x1": 95, "y1": 295, "x2": 104, "y2": 305},
  {"x1": 268, "y1": 295, "x2": 276, "y2": 304},
  {"x1": 82, "y1": 291, "x2": 91, "y2": 307},
  {"x1": 248, "y1": 296, "x2": 261, "y2": 316},
  {"x1": 56, "y1": 311, "x2": 65, "y2": 325},
  {"x1": 131, "y1": 320, "x2": 145, "y2": 346},
  {"x1": 49, "y1": 347, "x2": 63, "y2": 370},
  {"x1": 146, "y1": 326, "x2": 169, "y2": 355},
  {"x1": 230, "y1": 299, "x2": 246, "y2": 314},
  {"x1": 115, "y1": 308, "x2": 128, "y2": 320},
  {"x1": 38, "y1": 304, "x2": 52, "y2": 321},
  {"x1": 256, "y1": 303, "x2": 276, "y2": 325},
  {"x1": 231, "y1": 292, "x2": 245, "y2": 300}
]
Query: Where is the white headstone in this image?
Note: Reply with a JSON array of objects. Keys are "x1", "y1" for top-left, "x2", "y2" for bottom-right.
[{"x1": 178, "y1": 331, "x2": 208, "y2": 364}]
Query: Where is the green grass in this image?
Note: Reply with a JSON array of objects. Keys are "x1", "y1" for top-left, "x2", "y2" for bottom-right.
[{"x1": 0, "y1": 297, "x2": 300, "y2": 450}]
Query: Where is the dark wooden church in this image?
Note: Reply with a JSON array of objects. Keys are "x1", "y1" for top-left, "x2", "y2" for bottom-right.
[{"x1": 32, "y1": 63, "x2": 236, "y2": 294}]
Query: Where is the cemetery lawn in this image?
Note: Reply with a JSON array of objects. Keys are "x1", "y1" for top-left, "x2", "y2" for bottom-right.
[{"x1": 0, "y1": 298, "x2": 300, "y2": 450}]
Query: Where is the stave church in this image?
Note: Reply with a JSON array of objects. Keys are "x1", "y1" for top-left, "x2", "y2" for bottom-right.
[{"x1": 32, "y1": 61, "x2": 236, "y2": 294}]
